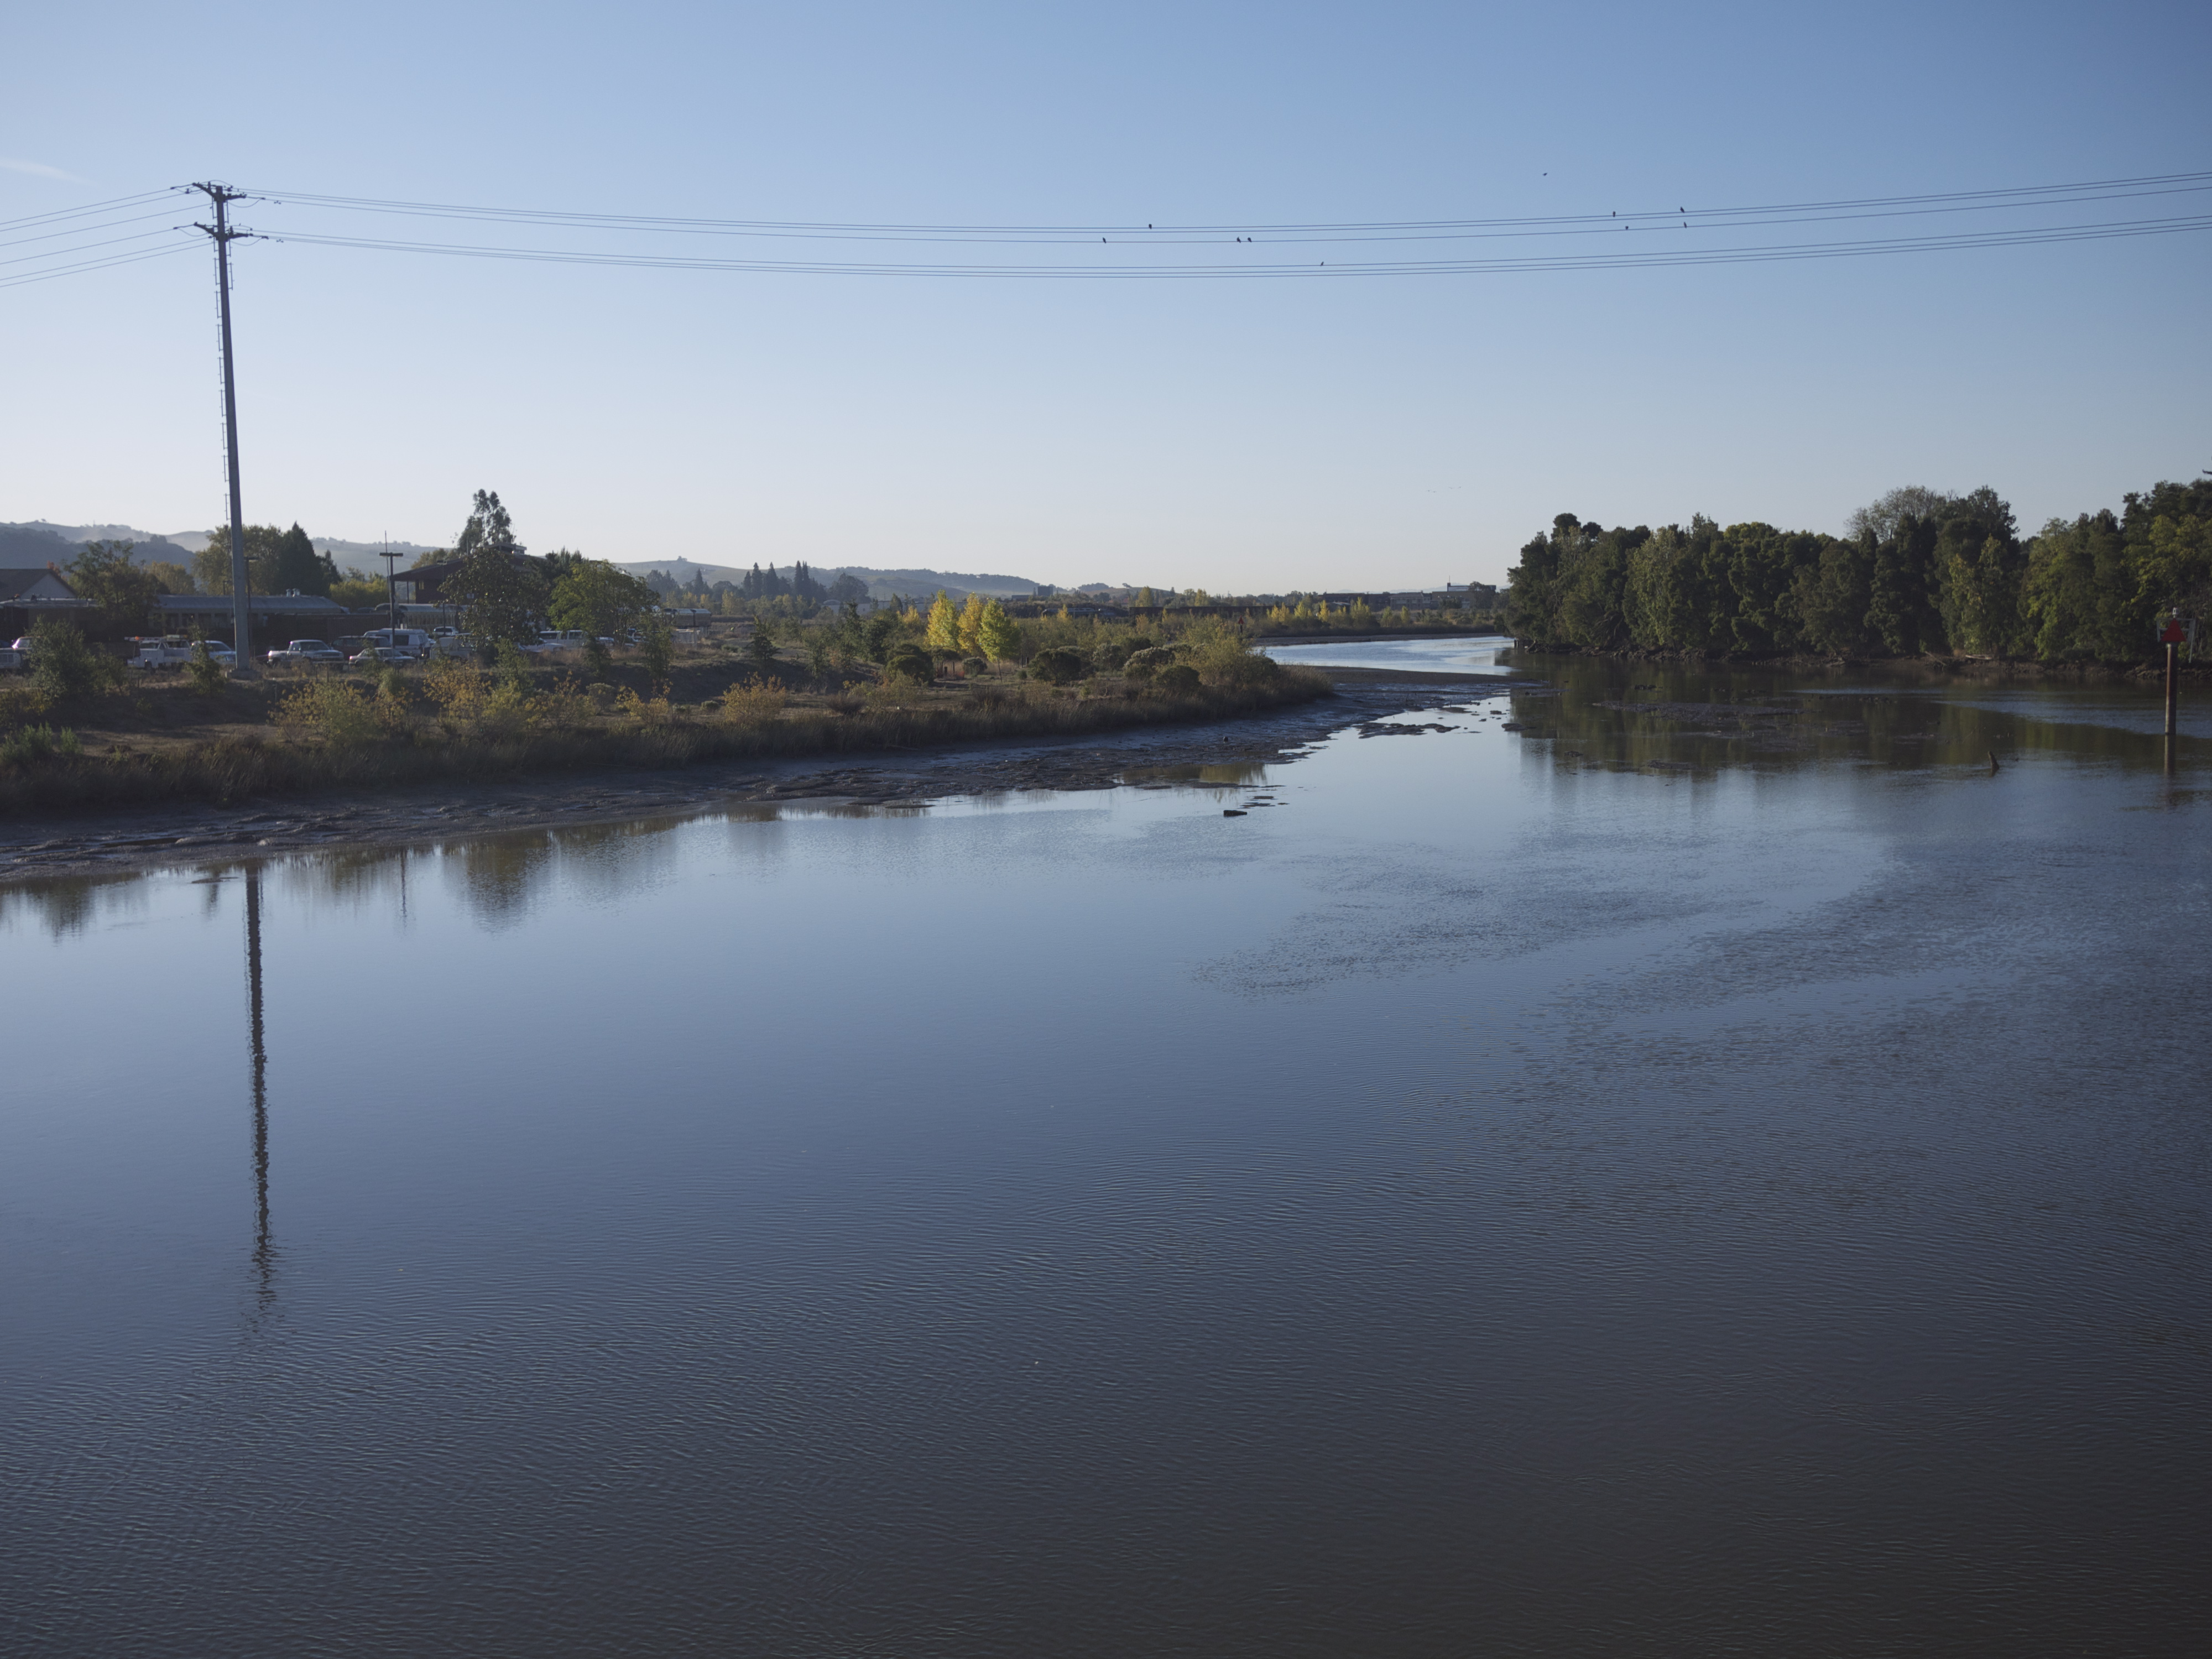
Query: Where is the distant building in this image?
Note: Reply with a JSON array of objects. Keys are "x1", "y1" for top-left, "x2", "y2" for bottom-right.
[
  {"x1": 389, "y1": 551, "x2": 544, "y2": 606},
  {"x1": 0, "y1": 567, "x2": 84, "y2": 606},
  {"x1": 1, "y1": 566, "x2": 88, "y2": 640}
]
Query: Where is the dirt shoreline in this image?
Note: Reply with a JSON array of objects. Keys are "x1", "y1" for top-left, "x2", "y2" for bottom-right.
[{"x1": 0, "y1": 667, "x2": 1520, "y2": 886}]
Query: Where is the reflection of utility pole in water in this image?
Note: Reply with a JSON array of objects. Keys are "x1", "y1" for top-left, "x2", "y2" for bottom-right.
[
  {"x1": 245, "y1": 866, "x2": 274, "y2": 1305},
  {"x1": 2159, "y1": 610, "x2": 2194, "y2": 776}
]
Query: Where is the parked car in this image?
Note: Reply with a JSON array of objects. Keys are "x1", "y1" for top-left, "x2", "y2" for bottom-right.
[
  {"x1": 349, "y1": 647, "x2": 418, "y2": 666},
  {"x1": 265, "y1": 639, "x2": 346, "y2": 666},
  {"x1": 128, "y1": 637, "x2": 236, "y2": 670}
]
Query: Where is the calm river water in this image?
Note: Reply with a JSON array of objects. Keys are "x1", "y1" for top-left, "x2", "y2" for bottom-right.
[{"x1": 5, "y1": 647, "x2": 2207, "y2": 1656}]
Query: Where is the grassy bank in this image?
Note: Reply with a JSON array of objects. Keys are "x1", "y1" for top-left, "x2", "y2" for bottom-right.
[{"x1": 0, "y1": 651, "x2": 1332, "y2": 815}]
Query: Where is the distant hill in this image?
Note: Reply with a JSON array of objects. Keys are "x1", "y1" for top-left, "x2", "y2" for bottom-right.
[
  {"x1": 1, "y1": 521, "x2": 201, "y2": 568},
  {"x1": 1, "y1": 521, "x2": 437, "y2": 571}
]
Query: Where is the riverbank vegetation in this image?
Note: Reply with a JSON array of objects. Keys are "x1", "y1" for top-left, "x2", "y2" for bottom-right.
[
  {"x1": 1505, "y1": 476, "x2": 2211, "y2": 664},
  {"x1": 0, "y1": 619, "x2": 1326, "y2": 813}
]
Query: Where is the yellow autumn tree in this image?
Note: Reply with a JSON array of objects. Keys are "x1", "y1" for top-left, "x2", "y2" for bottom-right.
[
  {"x1": 925, "y1": 590, "x2": 960, "y2": 651},
  {"x1": 957, "y1": 592, "x2": 986, "y2": 655}
]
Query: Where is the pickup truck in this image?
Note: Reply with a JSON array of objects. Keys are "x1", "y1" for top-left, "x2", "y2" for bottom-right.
[
  {"x1": 265, "y1": 639, "x2": 346, "y2": 666},
  {"x1": 129, "y1": 637, "x2": 236, "y2": 670}
]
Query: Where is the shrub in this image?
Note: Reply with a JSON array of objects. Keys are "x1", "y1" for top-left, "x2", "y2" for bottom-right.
[
  {"x1": 0, "y1": 723, "x2": 77, "y2": 766},
  {"x1": 493, "y1": 639, "x2": 532, "y2": 695},
  {"x1": 961, "y1": 655, "x2": 989, "y2": 678},
  {"x1": 533, "y1": 677, "x2": 596, "y2": 731},
  {"x1": 615, "y1": 686, "x2": 674, "y2": 725},
  {"x1": 1123, "y1": 645, "x2": 1178, "y2": 681},
  {"x1": 883, "y1": 643, "x2": 936, "y2": 685},
  {"x1": 1154, "y1": 664, "x2": 1202, "y2": 694},
  {"x1": 721, "y1": 676, "x2": 787, "y2": 727},
  {"x1": 0, "y1": 685, "x2": 48, "y2": 725},
  {"x1": 745, "y1": 622, "x2": 779, "y2": 678},
  {"x1": 1027, "y1": 646, "x2": 1086, "y2": 685},
  {"x1": 1199, "y1": 648, "x2": 1280, "y2": 688},
  {"x1": 424, "y1": 657, "x2": 489, "y2": 723},
  {"x1": 641, "y1": 618, "x2": 675, "y2": 682},
  {"x1": 28, "y1": 620, "x2": 121, "y2": 701},
  {"x1": 274, "y1": 679, "x2": 382, "y2": 748},
  {"x1": 187, "y1": 638, "x2": 227, "y2": 696},
  {"x1": 1091, "y1": 639, "x2": 1136, "y2": 672}
]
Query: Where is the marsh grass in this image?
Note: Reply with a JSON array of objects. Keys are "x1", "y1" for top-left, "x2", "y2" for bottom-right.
[{"x1": 0, "y1": 664, "x2": 1332, "y2": 813}]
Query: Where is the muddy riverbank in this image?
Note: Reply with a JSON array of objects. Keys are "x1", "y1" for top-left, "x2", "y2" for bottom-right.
[{"x1": 0, "y1": 667, "x2": 1516, "y2": 885}]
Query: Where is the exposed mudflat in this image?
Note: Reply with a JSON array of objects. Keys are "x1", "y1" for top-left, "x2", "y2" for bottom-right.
[{"x1": 0, "y1": 667, "x2": 1517, "y2": 885}]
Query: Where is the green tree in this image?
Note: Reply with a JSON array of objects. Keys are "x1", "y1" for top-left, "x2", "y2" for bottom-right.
[
  {"x1": 328, "y1": 571, "x2": 387, "y2": 609},
  {"x1": 549, "y1": 558, "x2": 656, "y2": 677},
  {"x1": 1846, "y1": 485, "x2": 1958, "y2": 546},
  {"x1": 65, "y1": 541, "x2": 163, "y2": 638},
  {"x1": 455, "y1": 489, "x2": 522, "y2": 559},
  {"x1": 445, "y1": 546, "x2": 551, "y2": 647},
  {"x1": 260, "y1": 523, "x2": 336, "y2": 596},
  {"x1": 977, "y1": 598, "x2": 1021, "y2": 661},
  {"x1": 862, "y1": 611, "x2": 906, "y2": 662},
  {"x1": 195, "y1": 524, "x2": 285, "y2": 596}
]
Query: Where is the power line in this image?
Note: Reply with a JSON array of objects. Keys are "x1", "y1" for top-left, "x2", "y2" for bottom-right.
[
  {"x1": 0, "y1": 185, "x2": 186, "y2": 233},
  {"x1": 5, "y1": 170, "x2": 2209, "y2": 287},
  {"x1": 0, "y1": 240, "x2": 195, "y2": 290},
  {"x1": 0, "y1": 202, "x2": 202, "y2": 253},
  {"x1": 239, "y1": 168, "x2": 2212, "y2": 241},
  {"x1": 263, "y1": 208, "x2": 2212, "y2": 278},
  {"x1": 0, "y1": 225, "x2": 190, "y2": 269}
]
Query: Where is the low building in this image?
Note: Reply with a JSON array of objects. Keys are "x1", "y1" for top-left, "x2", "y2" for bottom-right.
[
  {"x1": 1, "y1": 566, "x2": 89, "y2": 641},
  {"x1": 389, "y1": 552, "x2": 542, "y2": 607}
]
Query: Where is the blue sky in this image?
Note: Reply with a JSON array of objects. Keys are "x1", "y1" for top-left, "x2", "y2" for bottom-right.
[{"x1": 4, "y1": 1, "x2": 2207, "y2": 588}]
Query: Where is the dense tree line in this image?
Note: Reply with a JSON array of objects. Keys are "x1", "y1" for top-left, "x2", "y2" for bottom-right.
[{"x1": 1505, "y1": 476, "x2": 2212, "y2": 662}]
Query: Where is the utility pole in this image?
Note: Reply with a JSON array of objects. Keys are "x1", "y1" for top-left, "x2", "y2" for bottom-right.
[
  {"x1": 191, "y1": 182, "x2": 257, "y2": 675},
  {"x1": 379, "y1": 536, "x2": 403, "y2": 650}
]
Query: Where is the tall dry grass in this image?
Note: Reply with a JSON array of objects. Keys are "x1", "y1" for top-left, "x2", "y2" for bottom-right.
[{"x1": 0, "y1": 667, "x2": 1332, "y2": 814}]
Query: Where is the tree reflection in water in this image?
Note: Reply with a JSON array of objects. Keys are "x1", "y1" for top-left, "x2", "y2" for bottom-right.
[{"x1": 1498, "y1": 650, "x2": 2206, "y2": 778}]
